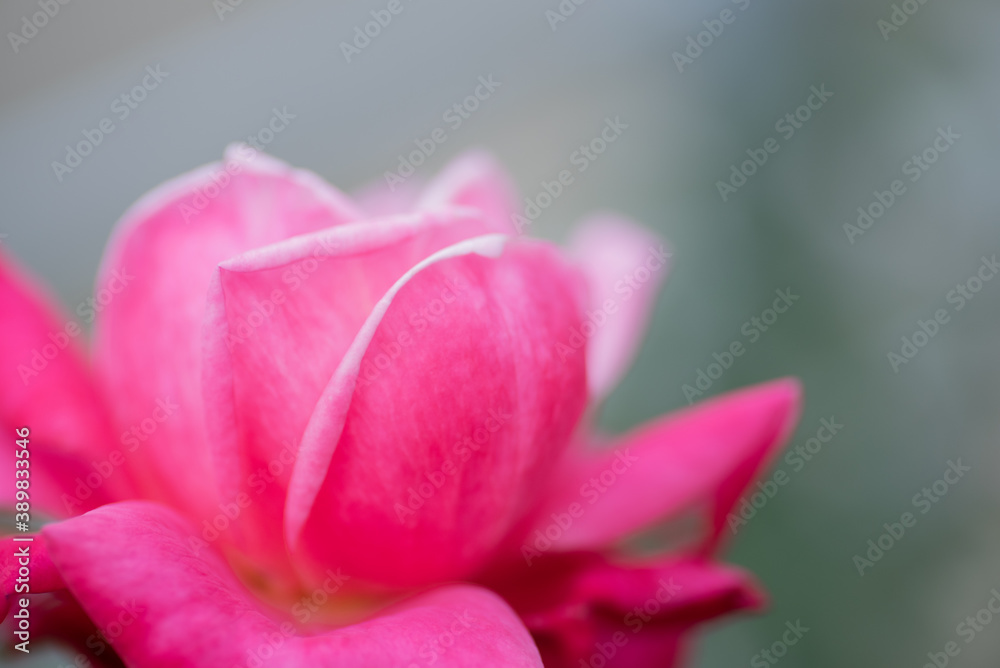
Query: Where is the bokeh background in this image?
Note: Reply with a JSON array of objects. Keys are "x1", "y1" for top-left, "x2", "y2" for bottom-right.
[{"x1": 3, "y1": 0, "x2": 1000, "y2": 666}]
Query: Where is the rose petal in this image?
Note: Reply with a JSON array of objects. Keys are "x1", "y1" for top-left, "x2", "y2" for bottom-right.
[
  {"x1": 0, "y1": 252, "x2": 116, "y2": 464},
  {"x1": 291, "y1": 586, "x2": 544, "y2": 667},
  {"x1": 91, "y1": 146, "x2": 360, "y2": 518},
  {"x1": 0, "y1": 251, "x2": 129, "y2": 516},
  {"x1": 287, "y1": 236, "x2": 588, "y2": 587},
  {"x1": 566, "y1": 215, "x2": 670, "y2": 399},
  {"x1": 202, "y1": 209, "x2": 494, "y2": 566},
  {"x1": 486, "y1": 552, "x2": 761, "y2": 668},
  {"x1": 42, "y1": 501, "x2": 543, "y2": 668},
  {"x1": 417, "y1": 151, "x2": 519, "y2": 234},
  {"x1": 354, "y1": 177, "x2": 423, "y2": 217},
  {"x1": 524, "y1": 379, "x2": 802, "y2": 553}
]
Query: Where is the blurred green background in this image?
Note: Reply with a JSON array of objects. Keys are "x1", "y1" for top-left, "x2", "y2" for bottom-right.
[{"x1": 2, "y1": 0, "x2": 999, "y2": 666}]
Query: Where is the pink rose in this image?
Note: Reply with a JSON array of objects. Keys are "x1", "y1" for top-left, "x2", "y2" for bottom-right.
[{"x1": 1, "y1": 147, "x2": 801, "y2": 667}]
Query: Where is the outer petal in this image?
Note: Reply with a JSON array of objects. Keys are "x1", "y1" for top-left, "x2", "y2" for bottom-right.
[
  {"x1": 202, "y1": 209, "x2": 493, "y2": 567},
  {"x1": 0, "y1": 251, "x2": 129, "y2": 516},
  {"x1": 287, "y1": 236, "x2": 588, "y2": 588},
  {"x1": 92, "y1": 146, "x2": 361, "y2": 518},
  {"x1": 523, "y1": 379, "x2": 802, "y2": 554},
  {"x1": 417, "y1": 151, "x2": 519, "y2": 235},
  {"x1": 354, "y1": 177, "x2": 422, "y2": 217},
  {"x1": 42, "y1": 502, "x2": 543, "y2": 668},
  {"x1": 566, "y1": 216, "x2": 670, "y2": 399},
  {"x1": 484, "y1": 552, "x2": 762, "y2": 668}
]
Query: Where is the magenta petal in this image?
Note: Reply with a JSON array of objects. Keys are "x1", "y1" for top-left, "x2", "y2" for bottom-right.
[
  {"x1": 0, "y1": 251, "x2": 130, "y2": 516},
  {"x1": 417, "y1": 151, "x2": 519, "y2": 234},
  {"x1": 286, "y1": 236, "x2": 588, "y2": 587},
  {"x1": 354, "y1": 177, "x2": 423, "y2": 217},
  {"x1": 291, "y1": 586, "x2": 544, "y2": 667},
  {"x1": 566, "y1": 216, "x2": 670, "y2": 399},
  {"x1": 488, "y1": 552, "x2": 762, "y2": 668},
  {"x1": 92, "y1": 146, "x2": 360, "y2": 518},
  {"x1": 0, "y1": 445, "x2": 131, "y2": 521},
  {"x1": 527, "y1": 379, "x2": 802, "y2": 553},
  {"x1": 42, "y1": 502, "x2": 542, "y2": 667},
  {"x1": 42, "y1": 502, "x2": 274, "y2": 667},
  {"x1": 0, "y1": 251, "x2": 115, "y2": 465},
  {"x1": 202, "y1": 209, "x2": 493, "y2": 563}
]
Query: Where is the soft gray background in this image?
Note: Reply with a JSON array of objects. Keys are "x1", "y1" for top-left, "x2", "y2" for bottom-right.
[{"x1": 2, "y1": 1, "x2": 1000, "y2": 666}]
